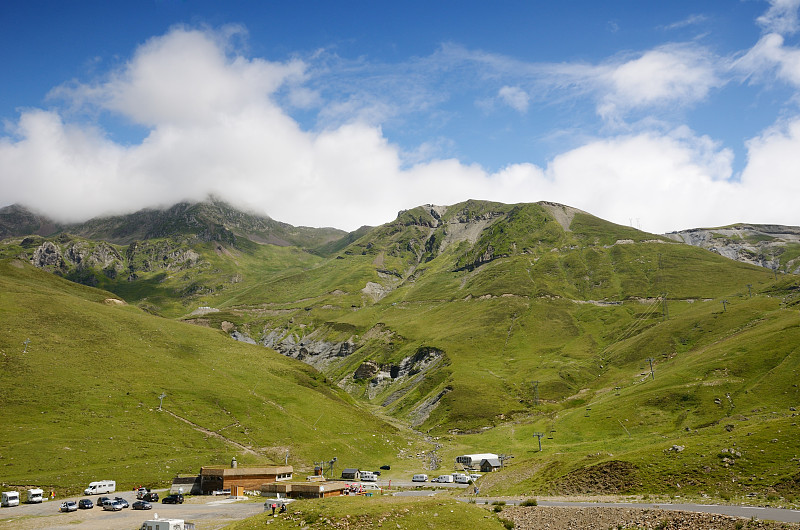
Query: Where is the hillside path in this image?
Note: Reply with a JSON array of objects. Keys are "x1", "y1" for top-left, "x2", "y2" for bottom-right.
[{"x1": 162, "y1": 408, "x2": 261, "y2": 456}]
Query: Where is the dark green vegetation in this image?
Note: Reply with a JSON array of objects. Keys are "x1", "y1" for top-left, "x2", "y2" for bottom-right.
[{"x1": 2, "y1": 198, "x2": 799, "y2": 500}]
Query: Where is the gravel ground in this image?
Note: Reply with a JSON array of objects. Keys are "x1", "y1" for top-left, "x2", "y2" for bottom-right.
[
  {"x1": 501, "y1": 505, "x2": 800, "y2": 530},
  {"x1": 0, "y1": 494, "x2": 265, "y2": 530}
]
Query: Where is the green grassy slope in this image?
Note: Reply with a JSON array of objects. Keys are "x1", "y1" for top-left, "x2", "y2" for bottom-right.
[
  {"x1": 3, "y1": 199, "x2": 799, "y2": 498},
  {"x1": 198, "y1": 202, "x2": 782, "y2": 433},
  {"x1": 0, "y1": 259, "x2": 423, "y2": 495}
]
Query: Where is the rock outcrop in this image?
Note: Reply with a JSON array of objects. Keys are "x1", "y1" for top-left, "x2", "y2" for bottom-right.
[{"x1": 666, "y1": 224, "x2": 800, "y2": 273}]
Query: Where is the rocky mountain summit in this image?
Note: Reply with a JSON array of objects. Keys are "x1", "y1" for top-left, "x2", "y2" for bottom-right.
[
  {"x1": 0, "y1": 197, "x2": 346, "y2": 248},
  {"x1": 666, "y1": 224, "x2": 800, "y2": 274}
]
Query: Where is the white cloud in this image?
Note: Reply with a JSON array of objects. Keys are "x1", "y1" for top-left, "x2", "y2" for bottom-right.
[
  {"x1": 497, "y1": 86, "x2": 529, "y2": 113},
  {"x1": 740, "y1": 117, "x2": 800, "y2": 202},
  {"x1": 735, "y1": 32, "x2": 800, "y2": 87},
  {"x1": 757, "y1": 0, "x2": 800, "y2": 35},
  {"x1": 54, "y1": 27, "x2": 307, "y2": 128},
  {"x1": 0, "y1": 25, "x2": 798, "y2": 235},
  {"x1": 662, "y1": 14, "x2": 709, "y2": 31},
  {"x1": 596, "y1": 45, "x2": 721, "y2": 119}
]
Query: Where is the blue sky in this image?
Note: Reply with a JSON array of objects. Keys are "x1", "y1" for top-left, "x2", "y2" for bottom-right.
[{"x1": 2, "y1": 0, "x2": 800, "y2": 232}]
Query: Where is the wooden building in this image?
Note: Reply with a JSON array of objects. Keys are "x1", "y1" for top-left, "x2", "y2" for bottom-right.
[
  {"x1": 199, "y1": 465, "x2": 293, "y2": 494},
  {"x1": 479, "y1": 458, "x2": 502, "y2": 473}
]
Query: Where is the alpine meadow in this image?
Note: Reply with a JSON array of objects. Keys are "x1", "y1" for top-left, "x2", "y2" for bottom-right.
[{"x1": 1, "y1": 197, "x2": 799, "y2": 507}]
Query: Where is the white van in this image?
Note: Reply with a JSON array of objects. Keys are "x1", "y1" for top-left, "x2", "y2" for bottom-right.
[
  {"x1": 434, "y1": 475, "x2": 454, "y2": 483},
  {"x1": 26, "y1": 489, "x2": 43, "y2": 503},
  {"x1": 412, "y1": 474, "x2": 428, "y2": 482},
  {"x1": 141, "y1": 519, "x2": 194, "y2": 530},
  {"x1": 84, "y1": 480, "x2": 116, "y2": 495},
  {"x1": 1, "y1": 491, "x2": 19, "y2": 507},
  {"x1": 360, "y1": 471, "x2": 377, "y2": 482},
  {"x1": 453, "y1": 473, "x2": 470, "y2": 484}
]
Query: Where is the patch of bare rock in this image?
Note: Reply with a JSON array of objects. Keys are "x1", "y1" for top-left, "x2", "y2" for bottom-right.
[{"x1": 502, "y1": 505, "x2": 799, "y2": 529}]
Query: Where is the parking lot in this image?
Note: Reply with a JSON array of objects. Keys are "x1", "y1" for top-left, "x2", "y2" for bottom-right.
[
  {"x1": 0, "y1": 490, "x2": 265, "y2": 530},
  {"x1": 0, "y1": 478, "x2": 469, "y2": 529}
]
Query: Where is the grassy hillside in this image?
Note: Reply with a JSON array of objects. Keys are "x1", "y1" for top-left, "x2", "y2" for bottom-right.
[
  {"x1": 3, "y1": 199, "x2": 799, "y2": 498},
  {"x1": 191, "y1": 202, "x2": 781, "y2": 432},
  {"x1": 0, "y1": 259, "x2": 424, "y2": 495}
]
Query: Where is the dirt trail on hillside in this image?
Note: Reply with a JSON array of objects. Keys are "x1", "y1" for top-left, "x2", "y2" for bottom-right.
[{"x1": 162, "y1": 409, "x2": 261, "y2": 456}]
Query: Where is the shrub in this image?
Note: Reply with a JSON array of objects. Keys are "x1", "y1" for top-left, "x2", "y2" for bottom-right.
[{"x1": 519, "y1": 499, "x2": 538, "y2": 506}]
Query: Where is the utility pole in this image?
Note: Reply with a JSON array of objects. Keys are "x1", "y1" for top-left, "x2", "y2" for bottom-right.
[
  {"x1": 747, "y1": 284, "x2": 752, "y2": 298},
  {"x1": 721, "y1": 300, "x2": 729, "y2": 312},
  {"x1": 158, "y1": 392, "x2": 166, "y2": 411},
  {"x1": 532, "y1": 432, "x2": 544, "y2": 451},
  {"x1": 662, "y1": 293, "x2": 669, "y2": 321},
  {"x1": 645, "y1": 358, "x2": 655, "y2": 380},
  {"x1": 22, "y1": 339, "x2": 30, "y2": 353},
  {"x1": 532, "y1": 381, "x2": 539, "y2": 407}
]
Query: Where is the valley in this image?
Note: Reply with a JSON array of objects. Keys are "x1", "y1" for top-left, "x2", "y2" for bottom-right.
[{"x1": 1, "y1": 198, "x2": 799, "y2": 528}]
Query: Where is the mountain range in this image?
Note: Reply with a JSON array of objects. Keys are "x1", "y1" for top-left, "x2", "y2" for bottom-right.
[{"x1": 1, "y1": 198, "x2": 798, "y2": 500}]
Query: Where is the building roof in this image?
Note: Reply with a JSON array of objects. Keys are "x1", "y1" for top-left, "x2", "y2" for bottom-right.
[
  {"x1": 341, "y1": 468, "x2": 360, "y2": 474},
  {"x1": 458, "y1": 453, "x2": 499, "y2": 460},
  {"x1": 480, "y1": 458, "x2": 501, "y2": 467},
  {"x1": 200, "y1": 466, "x2": 293, "y2": 477}
]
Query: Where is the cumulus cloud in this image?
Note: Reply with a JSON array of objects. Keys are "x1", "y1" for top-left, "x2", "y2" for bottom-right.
[
  {"x1": 595, "y1": 45, "x2": 722, "y2": 119},
  {"x1": 0, "y1": 22, "x2": 798, "y2": 234}
]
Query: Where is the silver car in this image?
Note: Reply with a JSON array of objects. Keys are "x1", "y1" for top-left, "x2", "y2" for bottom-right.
[{"x1": 101, "y1": 500, "x2": 123, "y2": 511}]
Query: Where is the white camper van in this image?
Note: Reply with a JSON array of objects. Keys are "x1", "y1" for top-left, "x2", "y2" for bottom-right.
[
  {"x1": 412, "y1": 474, "x2": 428, "y2": 482},
  {"x1": 26, "y1": 489, "x2": 43, "y2": 503},
  {"x1": 452, "y1": 473, "x2": 470, "y2": 484},
  {"x1": 84, "y1": 480, "x2": 116, "y2": 495},
  {"x1": 433, "y1": 475, "x2": 454, "y2": 483},
  {"x1": 1, "y1": 491, "x2": 19, "y2": 507},
  {"x1": 141, "y1": 518, "x2": 195, "y2": 530},
  {"x1": 360, "y1": 471, "x2": 377, "y2": 482}
]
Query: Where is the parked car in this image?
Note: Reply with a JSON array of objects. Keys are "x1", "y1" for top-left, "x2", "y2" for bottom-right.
[
  {"x1": 132, "y1": 500, "x2": 152, "y2": 510},
  {"x1": 113, "y1": 497, "x2": 129, "y2": 508},
  {"x1": 469, "y1": 473, "x2": 482, "y2": 481},
  {"x1": 59, "y1": 501, "x2": 78, "y2": 512},
  {"x1": 142, "y1": 492, "x2": 159, "y2": 502},
  {"x1": 78, "y1": 498, "x2": 93, "y2": 509},
  {"x1": 97, "y1": 496, "x2": 112, "y2": 507},
  {"x1": 373, "y1": 470, "x2": 381, "y2": 476},
  {"x1": 136, "y1": 488, "x2": 148, "y2": 499},
  {"x1": 101, "y1": 500, "x2": 123, "y2": 511},
  {"x1": 380, "y1": 465, "x2": 391, "y2": 470},
  {"x1": 161, "y1": 494, "x2": 184, "y2": 504}
]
